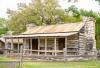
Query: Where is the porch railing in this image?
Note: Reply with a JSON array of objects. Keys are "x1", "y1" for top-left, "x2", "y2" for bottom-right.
[{"x1": 24, "y1": 49, "x2": 63, "y2": 52}]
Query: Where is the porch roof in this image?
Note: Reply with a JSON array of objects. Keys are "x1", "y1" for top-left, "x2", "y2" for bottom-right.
[
  {"x1": 0, "y1": 38, "x2": 5, "y2": 43},
  {"x1": 0, "y1": 38, "x2": 23, "y2": 43},
  {"x1": 5, "y1": 22, "x2": 84, "y2": 38}
]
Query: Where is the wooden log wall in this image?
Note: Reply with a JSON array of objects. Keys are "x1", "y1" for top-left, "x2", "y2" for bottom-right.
[
  {"x1": 67, "y1": 34, "x2": 79, "y2": 56},
  {"x1": 78, "y1": 26, "x2": 86, "y2": 55}
]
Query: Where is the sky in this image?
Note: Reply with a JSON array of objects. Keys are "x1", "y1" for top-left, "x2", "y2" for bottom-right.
[{"x1": 0, "y1": 0, "x2": 100, "y2": 18}]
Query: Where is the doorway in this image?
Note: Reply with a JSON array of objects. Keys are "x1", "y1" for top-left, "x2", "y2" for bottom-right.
[
  {"x1": 58, "y1": 38, "x2": 65, "y2": 50},
  {"x1": 32, "y1": 39, "x2": 38, "y2": 50}
]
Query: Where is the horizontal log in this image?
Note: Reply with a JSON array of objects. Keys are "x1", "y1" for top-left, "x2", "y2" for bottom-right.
[{"x1": 24, "y1": 49, "x2": 63, "y2": 53}]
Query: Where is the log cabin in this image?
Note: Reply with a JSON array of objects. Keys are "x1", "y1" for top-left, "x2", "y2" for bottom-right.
[{"x1": 4, "y1": 18, "x2": 97, "y2": 61}]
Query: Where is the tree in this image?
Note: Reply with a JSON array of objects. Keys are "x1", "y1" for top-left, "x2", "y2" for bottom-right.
[
  {"x1": 7, "y1": 0, "x2": 83, "y2": 34},
  {"x1": 65, "y1": 5, "x2": 82, "y2": 22},
  {"x1": 80, "y1": 9, "x2": 98, "y2": 18},
  {"x1": 95, "y1": 0, "x2": 100, "y2": 4},
  {"x1": 66, "y1": 5, "x2": 80, "y2": 17},
  {"x1": 0, "y1": 18, "x2": 8, "y2": 36},
  {"x1": 7, "y1": 0, "x2": 76, "y2": 34}
]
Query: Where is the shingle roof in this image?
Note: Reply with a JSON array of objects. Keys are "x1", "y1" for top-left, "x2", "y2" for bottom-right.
[
  {"x1": 23, "y1": 22, "x2": 84, "y2": 35},
  {"x1": 5, "y1": 22, "x2": 85, "y2": 38}
]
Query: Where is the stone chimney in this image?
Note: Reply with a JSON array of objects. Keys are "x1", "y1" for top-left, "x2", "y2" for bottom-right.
[
  {"x1": 83, "y1": 17, "x2": 95, "y2": 39},
  {"x1": 83, "y1": 17, "x2": 97, "y2": 56},
  {"x1": 26, "y1": 23, "x2": 37, "y2": 30}
]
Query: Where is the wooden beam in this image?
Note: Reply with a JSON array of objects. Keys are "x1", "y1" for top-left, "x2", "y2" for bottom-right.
[
  {"x1": 38, "y1": 38, "x2": 40, "y2": 56},
  {"x1": 45, "y1": 37, "x2": 47, "y2": 56},
  {"x1": 54, "y1": 37, "x2": 57, "y2": 56}
]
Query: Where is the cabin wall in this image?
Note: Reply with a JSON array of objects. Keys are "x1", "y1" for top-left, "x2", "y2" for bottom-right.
[
  {"x1": 23, "y1": 39, "x2": 30, "y2": 49},
  {"x1": 40, "y1": 38, "x2": 45, "y2": 50},
  {"x1": 67, "y1": 34, "x2": 79, "y2": 55},
  {"x1": 78, "y1": 26, "x2": 86, "y2": 55}
]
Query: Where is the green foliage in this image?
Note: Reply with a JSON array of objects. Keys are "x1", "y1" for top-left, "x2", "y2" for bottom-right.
[
  {"x1": 0, "y1": 18, "x2": 8, "y2": 36},
  {"x1": 65, "y1": 5, "x2": 82, "y2": 22},
  {"x1": 80, "y1": 9, "x2": 98, "y2": 18},
  {"x1": 95, "y1": 17, "x2": 100, "y2": 49},
  {"x1": 95, "y1": 0, "x2": 100, "y2": 4},
  {"x1": 7, "y1": 0, "x2": 82, "y2": 34},
  {"x1": 66, "y1": 5, "x2": 80, "y2": 18},
  {"x1": 0, "y1": 18, "x2": 6, "y2": 28},
  {"x1": 7, "y1": 0, "x2": 62, "y2": 34},
  {"x1": 0, "y1": 28, "x2": 8, "y2": 36}
]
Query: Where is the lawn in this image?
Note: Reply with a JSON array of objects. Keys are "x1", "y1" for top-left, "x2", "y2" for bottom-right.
[
  {"x1": 23, "y1": 61, "x2": 100, "y2": 68},
  {"x1": 0, "y1": 57, "x2": 100, "y2": 68},
  {"x1": 0, "y1": 56, "x2": 16, "y2": 61}
]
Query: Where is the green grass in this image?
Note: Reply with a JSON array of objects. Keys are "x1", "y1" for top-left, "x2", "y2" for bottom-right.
[
  {"x1": 0, "y1": 56, "x2": 16, "y2": 61},
  {"x1": 23, "y1": 61, "x2": 100, "y2": 68},
  {"x1": 0, "y1": 56, "x2": 18, "y2": 68},
  {"x1": 0, "y1": 66, "x2": 9, "y2": 68},
  {"x1": 0, "y1": 65, "x2": 19, "y2": 68},
  {"x1": 0, "y1": 57, "x2": 100, "y2": 68}
]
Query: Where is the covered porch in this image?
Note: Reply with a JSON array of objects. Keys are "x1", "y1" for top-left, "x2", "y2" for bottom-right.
[{"x1": 4, "y1": 32, "x2": 80, "y2": 57}]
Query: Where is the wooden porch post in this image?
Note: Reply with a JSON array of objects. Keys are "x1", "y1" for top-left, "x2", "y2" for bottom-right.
[
  {"x1": 45, "y1": 37, "x2": 47, "y2": 56},
  {"x1": 23, "y1": 38, "x2": 26, "y2": 54},
  {"x1": 54, "y1": 37, "x2": 57, "y2": 56},
  {"x1": 65, "y1": 37, "x2": 67, "y2": 56},
  {"x1": 18, "y1": 38, "x2": 20, "y2": 53},
  {"x1": 63, "y1": 37, "x2": 67, "y2": 61},
  {"x1": 5, "y1": 38, "x2": 8, "y2": 55},
  {"x1": 11, "y1": 38, "x2": 14, "y2": 53},
  {"x1": 30, "y1": 38, "x2": 32, "y2": 55},
  {"x1": 38, "y1": 38, "x2": 40, "y2": 56}
]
